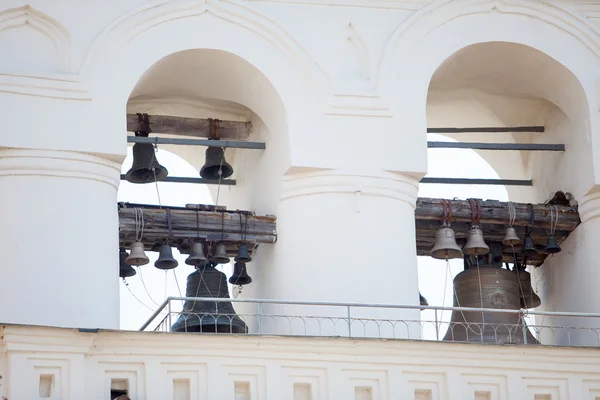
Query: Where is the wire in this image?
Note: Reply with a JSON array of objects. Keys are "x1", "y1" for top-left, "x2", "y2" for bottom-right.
[
  {"x1": 122, "y1": 279, "x2": 155, "y2": 312},
  {"x1": 137, "y1": 266, "x2": 161, "y2": 307}
]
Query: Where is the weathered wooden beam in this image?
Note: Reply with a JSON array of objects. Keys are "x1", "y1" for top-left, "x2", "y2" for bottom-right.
[
  {"x1": 415, "y1": 197, "x2": 579, "y2": 231},
  {"x1": 126, "y1": 114, "x2": 252, "y2": 140},
  {"x1": 428, "y1": 126, "x2": 545, "y2": 134},
  {"x1": 427, "y1": 142, "x2": 565, "y2": 151},
  {"x1": 118, "y1": 203, "x2": 276, "y2": 256}
]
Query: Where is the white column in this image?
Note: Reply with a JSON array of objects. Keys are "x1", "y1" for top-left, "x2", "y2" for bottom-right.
[
  {"x1": 533, "y1": 192, "x2": 600, "y2": 346},
  {"x1": 0, "y1": 148, "x2": 121, "y2": 329},
  {"x1": 246, "y1": 168, "x2": 421, "y2": 338}
]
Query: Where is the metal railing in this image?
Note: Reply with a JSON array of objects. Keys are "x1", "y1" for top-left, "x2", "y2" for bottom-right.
[{"x1": 139, "y1": 297, "x2": 600, "y2": 347}]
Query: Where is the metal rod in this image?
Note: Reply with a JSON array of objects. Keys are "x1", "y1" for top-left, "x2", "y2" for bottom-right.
[
  {"x1": 120, "y1": 175, "x2": 236, "y2": 185},
  {"x1": 428, "y1": 126, "x2": 545, "y2": 133},
  {"x1": 420, "y1": 177, "x2": 532, "y2": 186},
  {"x1": 128, "y1": 135, "x2": 266, "y2": 150},
  {"x1": 139, "y1": 298, "x2": 169, "y2": 331},
  {"x1": 427, "y1": 142, "x2": 564, "y2": 151}
]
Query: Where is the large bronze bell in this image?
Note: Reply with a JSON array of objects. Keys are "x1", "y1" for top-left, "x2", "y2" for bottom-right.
[
  {"x1": 521, "y1": 236, "x2": 537, "y2": 257},
  {"x1": 171, "y1": 266, "x2": 248, "y2": 333},
  {"x1": 119, "y1": 248, "x2": 136, "y2": 278},
  {"x1": 544, "y1": 235, "x2": 561, "y2": 254},
  {"x1": 463, "y1": 227, "x2": 490, "y2": 256},
  {"x1": 211, "y1": 242, "x2": 230, "y2": 264},
  {"x1": 229, "y1": 262, "x2": 252, "y2": 285},
  {"x1": 155, "y1": 244, "x2": 178, "y2": 270},
  {"x1": 126, "y1": 241, "x2": 149, "y2": 266},
  {"x1": 419, "y1": 292, "x2": 429, "y2": 306},
  {"x1": 515, "y1": 268, "x2": 541, "y2": 309},
  {"x1": 443, "y1": 266, "x2": 539, "y2": 344},
  {"x1": 430, "y1": 227, "x2": 463, "y2": 260},
  {"x1": 200, "y1": 147, "x2": 234, "y2": 180},
  {"x1": 125, "y1": 143, "x2": 168, "y2": 184},
  {"x1": 234, "y1": 243, "x2": 252, "y2": 263},
  {"x1": 185, "y1": 242, "x2": 208, "y2": 267}
]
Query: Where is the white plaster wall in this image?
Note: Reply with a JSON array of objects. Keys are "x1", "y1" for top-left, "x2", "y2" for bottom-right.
[{"x1": 4, "y1": 325, "x2": 600, "y2": 400}]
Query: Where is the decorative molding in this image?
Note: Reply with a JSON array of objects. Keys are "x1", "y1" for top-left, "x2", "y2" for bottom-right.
[
  {"x1": 380, "y1": 0, "x2": 600, "y2": 87},
  {"x1": 240, "y1": 0, "x2": 431, "y2": 10},
  {"x1": 0, "y1": 5, "x2": 72, "y2": 73},
  {"x1": 81, "y1": 0, "x2": 329, "y2": 87},
  {"x1": 0, "y1": 149, "x2": 122, "y2": 189},
  {"x1": 279, "y1": 169, "x2": 419, "y2": 207},
  {"x1": 325, "y1": 93, "x2": 392, "y2": 117},
  {"x1": 0, "y1": 72, "x2": 90, "y2": 100}
]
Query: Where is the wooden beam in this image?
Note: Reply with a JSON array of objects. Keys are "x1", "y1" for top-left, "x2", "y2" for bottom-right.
[
  {"x1": 428, "y1": 126, "x2": 545, "y2": 134},
  {"x1": 420, "y1": 178, "x2": 532, "y2": 186},
  {"x1": 415, "y1": 198, "x2": 579, "y2": 231},
  {"x1": 427, "y1": 142, "x2": 564, "y2": 151},
  {"x1": 126, "y1": 114, "x2": 252, "y2": 140},
  {"x1": 118, "y1": 203, "x2": 276, "y2": 257}
]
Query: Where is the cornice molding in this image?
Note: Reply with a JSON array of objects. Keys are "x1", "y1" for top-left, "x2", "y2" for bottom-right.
[{"x1": 0, "y1": 149, "x2": 121, "y2": 189}]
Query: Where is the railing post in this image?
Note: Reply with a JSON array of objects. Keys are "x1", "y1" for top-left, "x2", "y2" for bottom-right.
[
  {"x1": 347, "y1": 306, "x2": 352, "y2": 337},
  {"x1": 257, "y1": 302, "x2": 263, "y2": 334},
  {"x1": 434, "y1": 309, "x2": 440, "y2": 341},
  {"x1": 521, "y1": 312, "x2": 528, "y2": 344},
  {"x1": 167, "y1": 300, "x2": 172, "y2": 332}
]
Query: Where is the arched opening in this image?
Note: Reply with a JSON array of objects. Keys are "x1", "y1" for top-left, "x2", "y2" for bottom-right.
[
  {"x1": 118, "y1": 49, "x2": 291, "y2": 330},
  {"x1": 420, "y1": 41, "x2": 591, "y2": 342}
]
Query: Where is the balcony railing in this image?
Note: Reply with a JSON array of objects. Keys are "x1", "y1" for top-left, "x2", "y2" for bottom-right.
[{"x1": 140, "y1": 296, "x2": 600, "y2": 347}]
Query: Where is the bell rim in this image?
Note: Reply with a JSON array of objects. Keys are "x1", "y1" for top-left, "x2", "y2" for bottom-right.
[
  {"x1": 125, "y1": 257, "x2": 150, "y2": 266},
  {"x1": 430, "y1": 248, "x2": 463, "y2": 260},
  {"x1": 199, "y1": 163, "x2": 234, "y2": 180},
  {"x1": 125, "y1": 165, "x2": 169, "y2": 184},
  {"x1": 154, "y1": 262, "x2": 179, "y2": 270}
]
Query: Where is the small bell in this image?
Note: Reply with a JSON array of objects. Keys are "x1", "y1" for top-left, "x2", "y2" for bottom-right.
[
  {"x1": 521, "y1": 236, "x2": 537, "y2": 257},
  {"x1": 200, "y1": 147, "x2": 234, "y2": 180},
  {"x1": 126, "y1": 241, "x2": 150, "y2": 266},
  {"x1": 125, "y1": 143, "x2": 168, "y2": 184},
  {"x1": 419, "y1": 292, "x2": 429, "y2": 306},
  {"x1": 430, "y1": 227, "x2": 462, "y2": 259},
  {"x1": 211, "y1": 242, "x2": 230, "y2": 264},
  {"x1": 119, "y1": 248, "x2": 136, "y2": 278},
  {"x1": 186, "y1": 242, "x2": 208, "y2": 267},
  {"x1": 502, "y1": 227, "x2": 520, "y2": 247},
  {"x1": 234, "y1": 243, "x2": 252, "y2": 263},
  {"x1": 463, "y1": 227, "x2": 490, "y2": 256},
  {"x1": 155, "y1": 244, "x2": 179, "y2": 270},
  {"x1": 229, "y1": 262, "x2": 252, "y2": 285},
  {"x1": 515, "y1": 268, "x2": 542, "y2": 309},
  {"x1": 544, "y1": 235, "x2": 561, "y2": 254}
]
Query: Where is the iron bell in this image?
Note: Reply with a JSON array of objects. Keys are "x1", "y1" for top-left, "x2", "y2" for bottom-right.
[
  {"x1": 119, "y1": 248, "x2": 136, "y2": 278},
  {"x1": 521, "y1": 236, "x2": 537, "y2": 257},
  {"x1": 200, "y1": 147, "x2": 234, "y2": 180},
  {"x1": 155, "y1": 244, "x2": 179, "y2": 270},
  {"x1": 171, "y1": 267, "x2": 248, "y2": 333},
  {"x1": 443, "y1": 266, "x2": 539, "y2": 344},
  {"x1": 502, "y1": 227, "x2": 520, "y2": 247},
  {"x1": 463, "y1": 227, "x2": 490, "y2": 256},
  {"x1": 515, "y1": 268, "x2": 541, "y2": 309},
  {"x1": 419, "y1": 292, "x2": 429, "y2": 306},
  {"x1": 234, "y1": 243, "x2": 252, "y2": 263},
  {"x1": 211, "y1": 242, "x2": 230, "y2": 264},
  {"x1": 126, "y1": 241, "x2": 149, "y2": 266},
  {"x1": 229, "y1": 262, "x2": 252, "y2": 285},
  {"x1": 186, "y1": 242, "x2": 208, "y2": 267},
  {"x1": 544, "y1": 235, "x2": 561, "y2": 254},
  {"x1": 125, "y1": 143, "x2": 168, "y2": 184},
  {"x1": 430, "y1": 227, "x2": 463, "y2": 259}
]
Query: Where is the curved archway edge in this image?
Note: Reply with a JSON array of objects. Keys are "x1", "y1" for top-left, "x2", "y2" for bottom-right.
[
  {"x1": 379, "y1": 0, "x2": 600, "y2": 196},
  {"x1": 84, "y1": 0, "x2": 329, "y2": 164}
]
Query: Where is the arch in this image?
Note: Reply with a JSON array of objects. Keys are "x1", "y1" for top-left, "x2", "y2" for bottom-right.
[
  {"x1": 82, "y1": 0, "x2": 329, "y2": 165},
  {"x1": 378, "y1": 0, "x2": 600, "y2": 199},
  {"x1": 0, "y1": 5, "x2": 72, "y2": 73}
]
